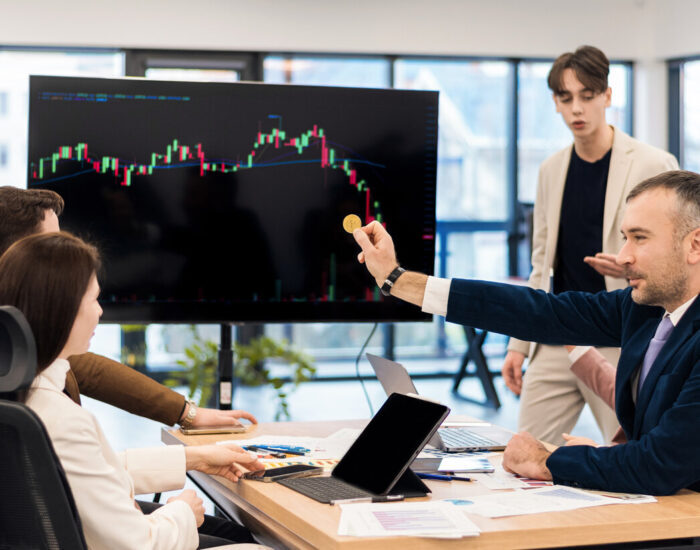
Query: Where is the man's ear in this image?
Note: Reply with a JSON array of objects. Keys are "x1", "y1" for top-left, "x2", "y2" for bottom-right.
[
  {"x1": 687, "y1": 228, "x2": 700, "y2": 265},
  {"x1": 604, "y1": 87, "x2": 612, "y2": 108}
]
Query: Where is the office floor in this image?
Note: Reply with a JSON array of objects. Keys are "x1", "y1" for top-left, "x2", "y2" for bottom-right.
[{"x1": 83, "y1": 356, "x2": 603, "y2": 510}]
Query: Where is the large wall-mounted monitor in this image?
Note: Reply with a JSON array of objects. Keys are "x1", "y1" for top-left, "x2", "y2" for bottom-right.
[{"x1": 28, "y1": 75, "x2": 438, "y2": 323}]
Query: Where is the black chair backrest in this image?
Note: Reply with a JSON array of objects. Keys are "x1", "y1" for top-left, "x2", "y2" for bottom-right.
[
  {"x1": 0, "y1": 306, "x2": 88, "y2": 550},
  {"x1": 0, "y1": 305, "x2": 36, "y2": 394}
]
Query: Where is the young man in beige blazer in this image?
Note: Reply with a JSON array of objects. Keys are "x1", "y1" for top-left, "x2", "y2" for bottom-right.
[{"x1": 500, "y1": 46, "x2": 678, "y2": 445}]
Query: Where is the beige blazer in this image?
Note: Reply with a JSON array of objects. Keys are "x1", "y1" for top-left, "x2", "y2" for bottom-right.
[
  {"x1": 26, "y1": 359, "x2": 199, "y2": 550},
  {"x1": 508, "y1": 127, "x2": 679, "y2": 357}
]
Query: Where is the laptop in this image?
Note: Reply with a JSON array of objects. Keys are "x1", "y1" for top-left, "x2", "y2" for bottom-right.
[
  {"x1": 278, "y1": 392, "x2": 449, "y2": 504},
  {"x1": 367, "y1": 353, "x2": 513, "y2": 452}
]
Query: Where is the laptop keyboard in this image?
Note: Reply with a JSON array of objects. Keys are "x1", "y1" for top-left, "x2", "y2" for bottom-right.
[
  {"x1": 438, "y1": 428, "x2": 499, "y2": 448},
  {"x1": 279, "y1": 476, "x2": 373, "y2": 503}
]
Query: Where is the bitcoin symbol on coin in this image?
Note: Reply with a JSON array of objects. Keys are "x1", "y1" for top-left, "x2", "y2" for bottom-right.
[{"x1": 342, "y1": 214, "x2": 362, "y2": 233}]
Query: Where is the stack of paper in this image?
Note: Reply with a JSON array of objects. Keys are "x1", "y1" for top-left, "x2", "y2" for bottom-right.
[
  {"x1": 462, "y1": 486, "x2": 623, "y2": 518},
  {"x1": 338, "y1": 501, "x2": 480, "y2": 539},
  {"x1": 438, "y1": 456, "x2": 494, "y2": 473},
  {"x1": 470, "y1": 470, "x2": 531, "y2": 490}
]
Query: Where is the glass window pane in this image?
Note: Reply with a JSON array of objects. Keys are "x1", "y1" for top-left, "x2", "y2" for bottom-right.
[
  {"x1": 91, "y1": 324, "x2": 123, "y2": 362},
  {"x1": 518, "y1": 62, "x2": 632, "y2": 203},
  {"x1": 683, "y1": 60, "x2": 700, "y2": 172},
  {"x1": 446, "y1": 231, "x2": 508, "y2": 280},
  {"x1": 145, "y1": 67, "x2": 240, "y2": 83},
  {"x1": 517, "y1": 62, "x2": 571, "y2": 204},
  {"x1": 290, "y1": 323, "x2": 384, "y2": 358},
  {"x1": 0, "y1": 50, "x2": 123, "y2": 189},
  {"x1": 264, "y1": 56, "x2": 390, "y2": 88},
  {"x1": 607, "y1": 64, "x2": 630, "y2": 130},
  {"x1": 395, "y1": 59, "x2": 510, "y2": 221},
  {"x1": 443, "y1": 231, "x2": 508, "y2": 352},
  {"x1": 395, "y1": 246, "x2": 441, "y2": 355}
]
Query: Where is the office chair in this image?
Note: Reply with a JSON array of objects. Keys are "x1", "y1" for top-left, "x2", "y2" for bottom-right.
[{"x1": 0, "y1": 305, "x2": 88, "y2": 549}]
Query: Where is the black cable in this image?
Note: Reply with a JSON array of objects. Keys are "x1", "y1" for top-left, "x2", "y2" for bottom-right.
[{"x1": 355, "y1": 322, "x2": 379, "y2": 416}]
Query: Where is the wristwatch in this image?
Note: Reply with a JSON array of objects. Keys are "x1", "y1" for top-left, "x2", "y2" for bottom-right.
[
  {"x1": 180, "y1": 399, "x2": 197, "y2": 428},
  {"x1": 380, "y1": 266, "x2": 406, "y2": 296}
]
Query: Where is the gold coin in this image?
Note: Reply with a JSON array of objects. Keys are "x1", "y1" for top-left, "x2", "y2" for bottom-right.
[{"x1": 342, "y1": 214, "x2": 362, "y2": 233}]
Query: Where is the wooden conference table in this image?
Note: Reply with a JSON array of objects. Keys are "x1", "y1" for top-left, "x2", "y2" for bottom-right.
[{"x1": 162, "y1": 419, "x2": 700, "y2": 549}]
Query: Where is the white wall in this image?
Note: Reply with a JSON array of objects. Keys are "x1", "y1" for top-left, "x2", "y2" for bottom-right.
[
  {"x1": 0, "y1": 0, "x2": 650, "y2": 57},
  {"x1": 0, "y1": 0, "x2": 697, "y2": 151}
]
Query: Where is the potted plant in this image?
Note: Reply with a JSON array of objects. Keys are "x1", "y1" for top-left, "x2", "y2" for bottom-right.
[
  {"x1": 120, "y1": 324, "x2": 148, "y2": 372},
  {"x1": 165, "y1": 326, "x2": 316, "y2": 420}
]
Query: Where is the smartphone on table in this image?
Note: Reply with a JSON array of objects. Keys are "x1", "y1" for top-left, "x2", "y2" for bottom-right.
[
  {"x1": 242, "y1": 464, "x2": 322, "y2": 482},
  {"x1": 179, "y1": 425, "x2": 247, "y2": 435}
]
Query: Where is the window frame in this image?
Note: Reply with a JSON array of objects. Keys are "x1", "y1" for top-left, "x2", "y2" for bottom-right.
[{"x1": 667, "y1": 55, "x2": 700, "y2": 167}]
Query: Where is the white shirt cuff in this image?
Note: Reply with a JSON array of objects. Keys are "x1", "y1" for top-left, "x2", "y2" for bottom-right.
[
  {"x1": 421, "y1": 276, "x2": 451, "y2": 317},
  {"x1": 568, "y1": 346, "x2": 592, "y2": 364}
]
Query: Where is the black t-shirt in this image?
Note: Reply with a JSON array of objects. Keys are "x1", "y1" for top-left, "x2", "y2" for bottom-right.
[{"x1": 553, "y1": 147, "x2": 611, "y2": 294}]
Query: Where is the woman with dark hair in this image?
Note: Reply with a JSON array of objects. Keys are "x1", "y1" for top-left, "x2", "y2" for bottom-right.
[{"x1": 0, "y1": 232, "x2": 265, "y2": 550}]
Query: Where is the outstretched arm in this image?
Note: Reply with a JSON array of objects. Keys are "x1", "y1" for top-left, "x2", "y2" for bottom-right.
[
  {"x1": 70, "y1": 352, "x2": 258, "y2": 427},
  {"x1": 352, "y1": 221, "x2": 428, "y2": 307}
]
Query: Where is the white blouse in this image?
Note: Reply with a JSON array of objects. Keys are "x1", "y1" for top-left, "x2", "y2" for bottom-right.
[{"x1": 26, "y1": 359, "x2": 199, "y2": 550}]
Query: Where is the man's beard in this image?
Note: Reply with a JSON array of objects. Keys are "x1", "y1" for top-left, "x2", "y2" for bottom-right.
[{"x1": 627, "y1": 260, "x2": 688, "y2": 308}]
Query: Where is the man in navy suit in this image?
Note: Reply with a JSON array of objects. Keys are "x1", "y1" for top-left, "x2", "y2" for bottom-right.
[{"x1": 353, "y1": 170, "x2": 700, "y2": 495}]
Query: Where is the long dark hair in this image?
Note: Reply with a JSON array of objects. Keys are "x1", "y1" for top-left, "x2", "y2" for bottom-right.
[{"x1": 0, "y1": 231, "x2": 100, "y2": 373}]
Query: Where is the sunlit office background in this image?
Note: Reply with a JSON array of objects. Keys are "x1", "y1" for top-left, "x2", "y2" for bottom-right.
[{"x1": 1, "y1": 0, "x2": 699, "y2": 407}]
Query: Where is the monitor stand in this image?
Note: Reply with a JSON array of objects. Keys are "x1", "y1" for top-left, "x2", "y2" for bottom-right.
[{"x1": 217, "y1": 323, "x2": 234, "y2": 410}]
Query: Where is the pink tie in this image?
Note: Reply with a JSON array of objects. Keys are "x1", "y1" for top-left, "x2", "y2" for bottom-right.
[{"x1": 638, "y1": 316, "x2": 674, "y2": 397}]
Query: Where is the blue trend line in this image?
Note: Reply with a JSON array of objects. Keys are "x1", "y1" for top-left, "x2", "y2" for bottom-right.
[
  {"x1": 36, "y1": 157, "x2": 385, "y2": 184},
  {"x1": 35, "y1": 169, "x2": 95, "y2": 185}
]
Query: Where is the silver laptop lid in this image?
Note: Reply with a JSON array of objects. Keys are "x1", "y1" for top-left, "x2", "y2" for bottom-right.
[
  {"x1": 367, "y1": 353, "x2": 512, "y2": 452},
  {"x1": 367, "y1": 353, "x2": 419, "y2": 397},
  {"x1": 366, "y1": 353, "x2": 445, "y2": 450}
]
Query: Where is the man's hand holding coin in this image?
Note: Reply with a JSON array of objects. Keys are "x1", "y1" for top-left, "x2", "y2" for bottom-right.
[{"x1": 352, "y1": 221, "x2": 399, "y2": 287}]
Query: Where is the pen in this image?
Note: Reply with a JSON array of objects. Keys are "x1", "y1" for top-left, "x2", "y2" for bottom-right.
[
  {"x1": 330, "y1": 497, "x2": 372, "y2": 505},
  {"x1": 416, "y1": 473, "x2": 471, "y2": 482},
  {"x1": 331, "y1": 494, "x2": 404, "y2": 505}
]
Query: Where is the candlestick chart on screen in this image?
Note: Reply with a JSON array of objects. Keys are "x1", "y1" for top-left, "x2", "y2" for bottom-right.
[{"x1": 28, "y1": 76, "x2": 438, "y2": 322}]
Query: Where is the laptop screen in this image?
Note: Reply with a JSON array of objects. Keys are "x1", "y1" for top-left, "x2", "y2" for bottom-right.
[{"x1": 332, "y1": 392, "x2": 448, "y2": 495}]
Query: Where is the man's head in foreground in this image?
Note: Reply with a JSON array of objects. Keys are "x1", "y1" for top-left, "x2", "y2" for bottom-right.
[{"x1": 0, "y1": 186, "x2": 63, "y2": 256}]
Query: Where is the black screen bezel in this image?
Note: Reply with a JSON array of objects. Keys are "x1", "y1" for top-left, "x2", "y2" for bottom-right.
[{"x1": 27, "y1": 75, "x2": 437, "y2": 324}]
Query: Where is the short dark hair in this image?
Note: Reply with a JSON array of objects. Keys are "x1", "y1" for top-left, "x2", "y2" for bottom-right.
[
  {"x1": 548, "y1": 45, "x2": 610, "y2": 95},
  {"x1": 0, "y1": 186, "x2": 64, "y2": 256},
  {"x1": 0, "y1": 232, "x2": 100, "y2": 373},
  {"x1": 626, "y1": 170, "x2": 700, "y2": 237}
]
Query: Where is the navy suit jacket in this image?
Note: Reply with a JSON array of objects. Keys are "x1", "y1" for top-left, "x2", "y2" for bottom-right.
[{"x1": 446, "y1": 279, "x2": 700, "y2": 495}]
